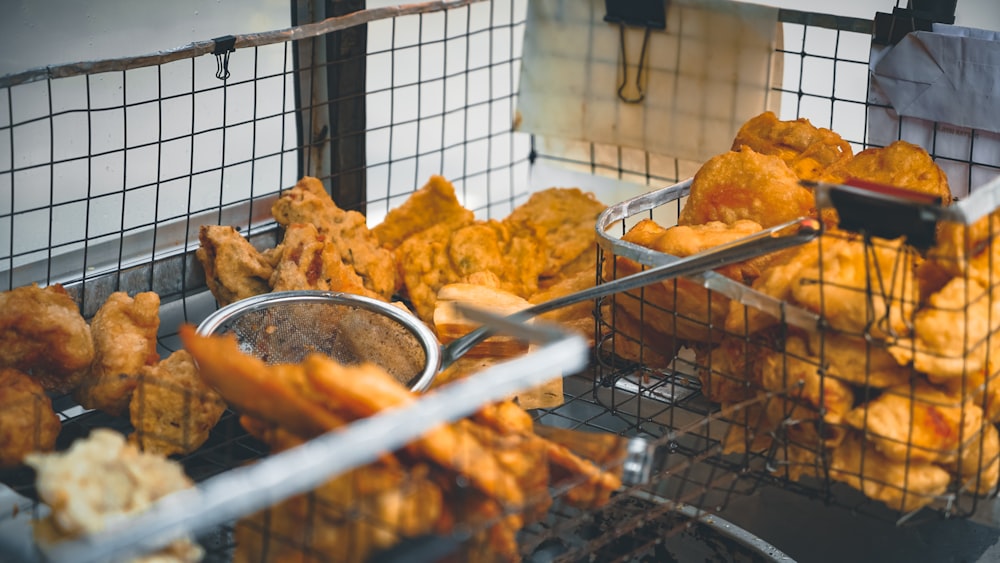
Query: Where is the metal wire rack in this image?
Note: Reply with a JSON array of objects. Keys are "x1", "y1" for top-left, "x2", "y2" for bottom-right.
[{"x1": 2, "y1": 0, "x2": 1000, "y2": 561}]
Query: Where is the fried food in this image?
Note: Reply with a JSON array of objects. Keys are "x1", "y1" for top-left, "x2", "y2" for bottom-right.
[
  {"x1": 196, "y1": 225, "x2": 276, "y2": 307},
  {"x1": 372, "y1": 175, "x2": 475, "y2": 251},
  {"x1": 805, "y1": 330, "x2": 912, "y2": 388},
  {"x1": 598, "y1": 302, "x2": 679, "y2": 369},
  {"x1": 530, "y1": 268, "x2": 598, "y2": 348},
  {"x1": 74, "y1": 291, "x2": 161, "y2": 416},
  {"x1": 731, "y1": 111, "x2": 853, "y2": 181},
  {"x1": 694, "y1": 336, "x2": 768, "y2": 404},
  {"x1": 502, "y1": 187, "x2": 607, "y2": 279},
  {"x1": 824, "y1": 140, "x2": 952, "y2": 205},
  {"x1": 269, "y1": 222, "x2": 381, "y2": 299},
  {"x1": 272, "y1": 176, "x2": 397, "y2": 300},
  {"x1": 758, "y1": 333, "x2": 854, "y2": 426},
  {"x1": 395, "y1": 219, "x2": 544, "y2": 323},
  {"x1": 130, "y1": 349, "x2": 227, "y2": 456},
  {"x1": 26, "y1": 429, "x2": 203, "y2": 562},
  {"x1": 829, "y1": 431, "x2": 951, "y2": 513},
  {"x1": 677, "y1": 147, "x2": 816, "y2": 228},
  {"x1": 0, "y1": 283, "x2": 93, "y2": 393},
  {"x1": 0, "y1": 367, "x2": 61, "y2": 467},
  {"x1": 954, "y1": 422, "x2": 1000, "y2": 496}
]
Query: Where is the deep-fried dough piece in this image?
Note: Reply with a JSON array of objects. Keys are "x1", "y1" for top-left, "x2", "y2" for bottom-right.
[
  {"x1": 926, "y1": 211, "x2": 1000, "y2": 280},
  {"x1": 530, "y1": 268, "x2": 597, "y2": 348},
  {"x1": 695, "y1": 336, "x2": 768, "y2": 404},
  {"x1": 678, "y1": 147, "x2": 816, "y2": 228},
  {"x1": 130, "y1": 349, "x2": 227, "y2": 456},
  {"x1": 829, "y1": 431, "x2": 950, "y2": 512},
  {"x1": 731, "y1": 111, "x2": 853, "y2": 181},
  {"x1": 824, "y1": 140, "x2": 952, "y2": 205},
  {"x1": 503, "y1": 187, "x2": 607, "y2": 279},
  {"x1": 0, "y1": 367, "x2": 61, "y2": 467},
  {"x1": 843, "y1": 381, "x2": 978, "y2": 465},
  {"x1": 269, "y1": 222, "x2": 381, "y2": 299},
  {"x1": 954, "y1": 423, "x2": 1000, "y2": 496},
  {"x1": 598, "y1": 302, "x2": 679, "y2": 369},
  {"x1": 372, "y1": 175, "x2": 475, "y2": 251},
  {"x1": 805, "y1": 330, "x2": 912, "y2": 388},
  {"x1": 0, "y1": 283, "x2": 93, "y2": 393},
  {"x1": 272, "y1": 176, "x2": 397, "y2": 300},
  {"x1": 74, "y1": 291, "x2": 160, "y2": 416},
  {"x1": 196, "y1": 225, "x2": 276, "y2": 307},
  {"x1": 758, "y1": 333, "x2": 854, "y2": 426}
]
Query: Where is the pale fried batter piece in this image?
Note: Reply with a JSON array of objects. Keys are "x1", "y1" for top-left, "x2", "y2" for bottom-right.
[
  {"x1": 530, "y1": 268, "x2": 597, "y2": 348},
  {"x1": 74, "y1": 291, "x2": 160, "y2": 416},
  {"x1": 678, "y1": 147, "x2": 816, "y2": 228},
  {"x1": 372, "y1": 175, "x2": 475, "y2": 251},
  {"x1": 396, "y1": 220, "x2": 544, "y2": 323},
  {"x1": 843, "y1": 381, "x2": 977, "y2": 465},
  {"x1": 954, "y1": 422, "x2": 1000, "y2": 496},
  {"x1": 759, "y1": 333, "x2": 854, "y2": 426},
  {"x1": 824, "y1": 140, "x2": 952, "y2": 205},
  {"x1": 598, "y1": 302, "x2": 679, "y2": 369},
  {"x1": 272, "y1": 176, "x2": 397, "y2": 300},
  {"x1": 503, "y1": 187, "x2": 607, "y2": 279},
  {"x1": 269, "y1": 222, "x2": 381, "y2": 299},
  {"x1": 731, "y1": 111, "x2": 853, "y2": 181},
  {"x1": 196, "y1": 225, "x2": 276, "y2": 307},
  {"x1": 0, "y1": 367, "x2": 61, "y2": 467},
  {"x1": 694, "y1": 336, "x2": 769, "y2": 404},
  {"x1": 130, "y1": 349, "x2": 227, "y2": 456},
  {"x1": 0, "y1": 283, "x2": 93, "y2": 393},
  {"x1": 829, "y1": 431, "x2": 950, "y2": 513},
  {"x1": 805, "y1": 330, "x2": 912, "y2": 388},
  {"x1": 925, "y1": 211, "x2": 1000, "y2": 280}
]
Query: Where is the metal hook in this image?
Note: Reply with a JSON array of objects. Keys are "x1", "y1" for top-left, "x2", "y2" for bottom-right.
[
  {"x1": 616, "y1": 23, "x2": 651, "y2": 104},
  {"x1": 212, "y1": 35, "x2": 237, "y2": 81}
]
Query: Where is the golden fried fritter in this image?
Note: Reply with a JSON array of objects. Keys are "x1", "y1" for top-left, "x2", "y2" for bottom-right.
[
  {"x1": 598, "y1": 301, "x2": 679, "y2": 369},
  {"x1": 824, "y1": 140, "x2": 952, "y2": 205},
  {"x1": 130, "y1": 349, "x2": 227, "y2": 456},
  {"x1": 678, "y1": 147, "x2": 817, "y2": 228},
  {"x1": 196, "y1": 225, "x2": 276, "y2": 307},
  {"x1": 731, "y1": 111, "x2": 853, "y2": 181},
  {"x1": 503, "y1": 187, "x2": 607, "y2": 279},
  {"x1": 0, "y1": 367, "x2": 61, "y2": 467},
  {"x1": 269, "y1": 222, "x2": 381, "y2": 299},
  {"x1": 272, "y1": 176, "x2": 397, "y2": 300},
  {"x1": 0, "y1": 283, "x2": 93, "y2": 393},
  {"x1": 372, "y1": 175, "x2": 475, "y2": 251},
  {"x1": 695, "y1": 336, "x2": 771, "y2": 404},
  {"x1": 805, "y1": 330, "x2": 911, "y2": 388},
  {"x1": 758, "y1": 333, "x2": 854, "y2": 426},
  {"x1": 73, "y1": 291, "x2": 160, "y2": 416}
]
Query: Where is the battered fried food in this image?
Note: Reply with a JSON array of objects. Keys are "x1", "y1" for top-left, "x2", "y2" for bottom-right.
[
  {"x1": 130, "y1": 349, "x2": 227, "y2": 457},
  {"x1": 598, "y1": 301, "x2": 679, "y2": 369},
  {"x1": 0, "y1": 283, "x2": 93, "y2": 393},
  {"x1": 0, "y1": 367, "x2": 61, "y2": 467},
  {"x1": 196, "y1": 225, "x2": 276, "y2": 307},
  {"x1": 829, "y1": 431, "x2": 951, "y2": 512},
  {"x1": 272, "y1": 176, "x2": 397, "y2": 300},
  {"x1": 678, "y1": 147, "x2": 816, "y2": 228},
  {"x1": 805, "y1": 330, "x2": 912, "y2": 388},
  {"x1": 269, "y1": 222, "x2": 381, "y2": 299},
  {"x1": 372, "y1": 175, "x2": 475, "y2": 251},
  {"x1": 73, "y1": 291, "x2": 161, "y2": 416},
  {"x1": 530, "y1": 268, "x2": 598, "y2": 348},
  {"x1": 503, "y1": 187, "x2": 607, "y2": 279},
  {"x1": 731, "y1": 111, "x2": 853, "y2": 181},
  {"x1": 25, "y1": 429, "x2": 203, "y2": 562},
  {"x1": 758, "y1": 333, "x2": 854, "y2": 426},
  {"x1": 824, "y1": 140, "x2": 952, "y2": 205},
  {"x1": 694, "y1": 336, "x2": 769, "y2": 404}
]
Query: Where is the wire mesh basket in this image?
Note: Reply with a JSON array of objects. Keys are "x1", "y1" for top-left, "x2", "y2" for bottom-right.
[{"x1": 2, "y1": 0, "x2": 1000, "y2": 561}]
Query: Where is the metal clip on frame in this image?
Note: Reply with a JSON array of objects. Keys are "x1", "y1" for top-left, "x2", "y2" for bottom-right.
[
  {"x1": 603, "y1": 0, "x2": 667, "y2": 104},
  {"x1": 213, "y1": 35, "x2": 237, "y2": 80},
  {"x1": 872, "y1": 0, "x2": 957, "y2": 46}
]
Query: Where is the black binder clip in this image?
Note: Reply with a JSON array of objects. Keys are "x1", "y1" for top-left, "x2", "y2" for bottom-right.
[
  {"x1": 604, "y1": 0, "x2": 667, "y2": 104},
  {"x1": 213, "y1": 35, "x2": 237, "y2": 80},
  {"x1": 872, "y1": 0, "x2": 957, "y2": 46}
]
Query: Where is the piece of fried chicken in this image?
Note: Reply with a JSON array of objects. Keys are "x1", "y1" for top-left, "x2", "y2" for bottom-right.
[
  {"x1": 678, "y1": 147, "x2": 817, "y2": 228},
  {"x1": 130, "y1": 349, "x2": 227, "y2": 457},
  {"x1": 0, "y1": 367, "x2": 61, "y2": 467},
  {"x1": 731, "y1": 111, "x2": 853, "y2": 181},
  {"x1": 272, "y1": 176, "x2": 398, "y2": 301},
  {"x1": 372, "y1": 175, "x2": 475, "y2": 251},
  {"x1": 269, "y1": 222, "x2": 382, "y2": 299},
  {"x1": 0, "y1": 283, "x2": 93, "y2": 393},
  {"x1": 73, "y1": 291, "x2": 161, "y2": 416},
  {"x1": 196, "y1": 225, "x2": 277, "y2": 307},
  {"x1": 824, "y1": 140, "x2": 952, "y2": 205}
]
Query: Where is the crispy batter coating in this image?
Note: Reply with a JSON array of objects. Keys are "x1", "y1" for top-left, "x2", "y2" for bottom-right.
[
  {"x1": 758, "y1": 333, "x2": 854, "y2": 427},
  {"x1": 731, "y1": 111, "x2": 853, "y2": 181},
  {"x1": 269, "y1": 222, "x2": 381, "y2": 299},
  {"x1": 598, "y1": 301, "x2": 679, "y2": 369},
  {"x1": 272, "y1": 176, "x2": 397, "y2": 300},
  {"x1": 805, "y1": 330, "x2": 911, "y2": 388},
  {"x1": 829, "y1": 431, "x2": 951, "y2": 513},
  {"x1": 196, "y1": 225, "x2": 276, "y2": 307},
  {"x1": 694, "y1": 336, "x2": 770, "y2": 404},
  {"x1": 0, "y1": 283, "x2": 93, "y2": 393},
  {"x1": 925, "y1": 211, "x2": 1000, "y2": 281},
  {"x1": 954, "y1": 422, "x2": 1000, "y2": 496},
  {"x1": 503, "y1": 187, "x2": 607, "y2": 279},
  {"x1": 678, "y1": 147, "x2": 816, "y2": 228},
  {"x1": 0, "y1": 367, "x2": 61, "y2": 467},
  {"x1": 825, "y1": 140, "x2": 952, "y2": 205},
  {"x1": 396, "y1": 220, "x2": 544, "y2": 323},
  {"x1": 372, "y1": 175, "x2": 475, "y2": 251},
  {"x1": 130, "y1": 349, "x2": 227, "y2": 457},
  {"x1": 73, "y1": 291, "x2": 161, "y2": 416}
]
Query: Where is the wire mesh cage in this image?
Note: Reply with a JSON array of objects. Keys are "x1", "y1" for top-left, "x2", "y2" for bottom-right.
[{"x1": 2, "y1": 0, "x2": 1000, "y2": 561}]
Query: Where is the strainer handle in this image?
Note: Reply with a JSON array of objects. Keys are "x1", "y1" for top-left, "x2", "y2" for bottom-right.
[{"x1": 437, "y1": 216, "x2": 821, "y2": 371}]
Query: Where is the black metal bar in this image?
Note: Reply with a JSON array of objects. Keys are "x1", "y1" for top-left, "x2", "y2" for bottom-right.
[{"x1": 325, "y1": 0, "x2": 368, "y2": 213}]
